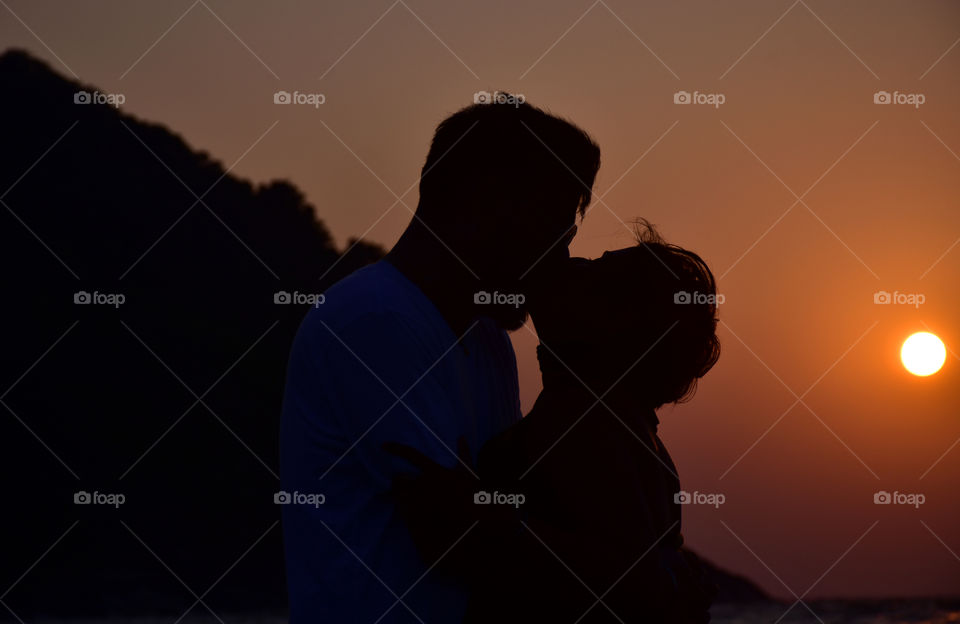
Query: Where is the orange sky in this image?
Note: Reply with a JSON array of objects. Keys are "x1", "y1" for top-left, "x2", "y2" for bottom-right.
[{"x1": 4, "y1": 0, "x2": 959, "y2": 599}]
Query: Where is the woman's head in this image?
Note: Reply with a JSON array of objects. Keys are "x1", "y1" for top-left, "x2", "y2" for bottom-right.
[{"x1": 532, "y1": 221, "x2": 720, "y2": 409}]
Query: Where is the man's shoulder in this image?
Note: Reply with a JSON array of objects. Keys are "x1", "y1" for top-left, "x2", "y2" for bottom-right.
[
  {"x1": 295, "y1": 261, "x2": 443, "y2": 353},
  {"x1": 308, "y1": 261, "x2": 414, "y2": 324},
  {"x1": 320, "y1": 260, "x2": 395, "y2": 315}
]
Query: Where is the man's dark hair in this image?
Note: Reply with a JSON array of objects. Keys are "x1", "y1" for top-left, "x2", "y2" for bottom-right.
[{"x1": 416, "y1": 96, "x2": 601, "y2": 225}]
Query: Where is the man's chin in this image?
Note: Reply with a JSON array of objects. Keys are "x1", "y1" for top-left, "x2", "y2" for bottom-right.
[{"x1": 492, "y1": 308, "x2": 529, "y2": 332}]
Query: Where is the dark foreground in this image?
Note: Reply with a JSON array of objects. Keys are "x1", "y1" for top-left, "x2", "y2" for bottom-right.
[{"x1": 18, "y1": 599, "x2": 960, "y2": 624}]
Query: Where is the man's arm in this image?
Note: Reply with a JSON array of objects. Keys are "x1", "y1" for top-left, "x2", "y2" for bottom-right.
[{"x1": 280, "y1": 309, "x2": 473, "y2": 622}]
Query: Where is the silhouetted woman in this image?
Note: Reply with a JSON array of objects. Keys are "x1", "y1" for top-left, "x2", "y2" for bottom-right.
[{"x1": 390, "y1": 222, "x2": 721, "y2": 623}]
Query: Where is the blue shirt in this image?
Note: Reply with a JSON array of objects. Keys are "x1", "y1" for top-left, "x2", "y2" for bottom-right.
[{"x1": 280, "y1": 260, "x2": 521, "y2": 623}]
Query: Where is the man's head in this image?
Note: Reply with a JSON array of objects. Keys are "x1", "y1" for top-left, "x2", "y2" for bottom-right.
[
  {"x1": 532, "y1": 222, "x2": 721, "y2": 410},
  {"x1": 415, "y1": 96, "x2": 601, "y2": 330}
]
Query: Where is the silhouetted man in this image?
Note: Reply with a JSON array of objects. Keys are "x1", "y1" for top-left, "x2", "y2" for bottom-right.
[{"x1": 280, "y1": 98, "x2": 600, "y2": 623}]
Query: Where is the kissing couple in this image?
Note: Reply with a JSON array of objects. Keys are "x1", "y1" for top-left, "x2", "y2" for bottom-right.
[{"x1": 281, "y1": 96, "x2": 721, "y2": 623}]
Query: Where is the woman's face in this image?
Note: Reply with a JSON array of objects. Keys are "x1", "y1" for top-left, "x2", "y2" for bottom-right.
[{"x1": 530, "y1": 249, "x2": 646, "y2": 354}]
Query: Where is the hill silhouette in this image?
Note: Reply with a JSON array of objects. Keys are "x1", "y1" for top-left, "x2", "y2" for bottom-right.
[
  {"x1": 0, "y1": 48, "x2": 383, "y2": 617},
  {"x1": 0, "y1": 49, "x2": 767, "y2": 617}
]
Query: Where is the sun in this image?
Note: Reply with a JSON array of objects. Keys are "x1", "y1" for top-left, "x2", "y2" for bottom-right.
[{"x1": 900, "y1": 332, "x2": 946, "y2": 376}]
